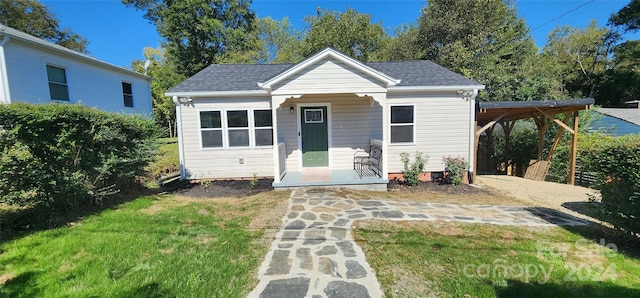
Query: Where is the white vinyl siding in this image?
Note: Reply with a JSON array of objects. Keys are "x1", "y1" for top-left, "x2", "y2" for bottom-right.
[
  {"x1": 271, "y1": 59, "x2": 386, "y2": 95},
  {"x1": 3, "y1": 40, "x2": 152, "y2": 115},
  {"x1": 181, "y1": 98, "x2": 274, "y2": 179},
  {"x1": 386, "y1": 92, "x2": 472, "y2": 173}
]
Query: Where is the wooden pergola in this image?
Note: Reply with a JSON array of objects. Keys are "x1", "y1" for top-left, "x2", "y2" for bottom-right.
[{"x1": 473, "y1": 98, "x2": 595, "y2": 185}]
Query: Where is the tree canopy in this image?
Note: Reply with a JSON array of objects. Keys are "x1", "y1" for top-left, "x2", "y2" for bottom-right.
[
  {"x1": 123, "y1": 0, "x2": 259, "y2": 76},
  {"x1": 0, "y1": 0, "x2": 88, "y2": 53},
  {"x1": 300, "y1": 8, "x2": 389, "y2": 62},
  {"x1": 610, "y1": 0, "x2": 640, "y2": 31},
  {"x1": 413, "y1": 0, "x2": 547, "y2": 101}
]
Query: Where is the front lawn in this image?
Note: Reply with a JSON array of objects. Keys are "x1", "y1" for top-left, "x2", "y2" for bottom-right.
[
  {"x1": 0, "y1": 192, "x2": 288, "y2": 297},
  {"x1": 354, "y1": 220, "x2": 640, "y2": 297}
]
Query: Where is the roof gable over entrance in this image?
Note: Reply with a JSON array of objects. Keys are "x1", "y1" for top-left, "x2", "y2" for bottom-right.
[{"x1": 258, "y1": 48, "x2": 400, "y2": 93}]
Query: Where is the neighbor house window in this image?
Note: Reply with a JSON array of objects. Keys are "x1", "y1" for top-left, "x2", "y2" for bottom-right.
[
  {"x1": 200, "y1": 111, "x2": 223, "y2": 148},
  {"x1": 46, "y1": 65, "x2": 69, "y2": 101},
  {"x1": 254, "y1": 110, "x2": 273, "y2": 146},
  {"x1": 122, "y1": 82, "x2": 133, "y2": 107},
  {"x1": 227, "y1": 110, "x2": 249, "y2": 147},
  {"x1": 390, "y1": 105, "x2": 414, "y2": 143}
]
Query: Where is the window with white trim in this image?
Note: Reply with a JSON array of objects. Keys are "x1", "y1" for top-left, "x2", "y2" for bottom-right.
[
  {"x1": 46, "y1": 65, "x2": 69, "y2": 101},
  {"x1": 227, "y1": 110, "x2": 249, "y2": 147},
  {"x1": 122, "y1": 82, "x2": 133, "y2": 107},
  {"x1": 390, "y1": 105, "x2": 414, "y2": 143},
  {"x1": 200, "y1": 111, "x2": 223, "y2": 148},
  {"x1": 254, "y1": 110, "x2": 273, "y2": 146}
]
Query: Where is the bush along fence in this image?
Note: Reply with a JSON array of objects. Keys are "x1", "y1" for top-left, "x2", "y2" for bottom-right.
[
  {"x1": 0, "y1": 103, "x2": 161, "y2": 212},
  {"x1": 580, "y1": 134, "x2": 640, "y2": 237}
]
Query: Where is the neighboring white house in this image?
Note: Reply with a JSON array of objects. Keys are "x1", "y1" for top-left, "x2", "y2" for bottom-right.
[
  {"x1": 166, "y1": 48, "x2": 484, "y2": 189},
  {"x1": 0, "y1": 25, "x2": 152, "y2": 115}
]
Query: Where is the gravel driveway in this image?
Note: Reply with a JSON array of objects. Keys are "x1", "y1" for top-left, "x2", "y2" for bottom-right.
[{"x1": 475, "y1": 175, "x2": 601, "y2": 222}]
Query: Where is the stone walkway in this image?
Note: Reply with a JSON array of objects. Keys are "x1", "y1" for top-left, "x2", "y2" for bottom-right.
[{"x1": 247, "y1": 188, "x2": 589, "y2": 298}]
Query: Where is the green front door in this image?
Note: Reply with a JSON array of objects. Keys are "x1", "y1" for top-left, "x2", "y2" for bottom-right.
[{"x1": 301, "y1": 106, "x2": 328, "y2": 167}]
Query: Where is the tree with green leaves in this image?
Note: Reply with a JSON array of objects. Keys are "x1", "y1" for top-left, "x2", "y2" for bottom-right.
[
  {"x1": 0, "y1": 0, "x2": 88, "y2": 53},
  {"x1": 543, "y1": 21, "x2": 617, "y2": 100},
  {"x1": 610, "y1": 0, "x2": 640, "y2": 31},
  {"x1": 414, "y1": 0, "x2": 542, "y2": 101},
  {"x1": 300, "y1": 8, "x2": 389, "y2": 62},
  {"x1": 123, "y1": 0, "x2": 258, "y2": 76},
  {"x1": 131, "y1": 47, "x2": 186, "y2": 137},
  {"x1": 257, "y1": 17, "x2": 303, "y2": 63}
]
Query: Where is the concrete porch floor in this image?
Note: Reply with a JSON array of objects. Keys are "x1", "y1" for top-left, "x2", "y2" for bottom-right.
[{"x1": 272, "y1": 168, "x2": 388, "y2": 191}]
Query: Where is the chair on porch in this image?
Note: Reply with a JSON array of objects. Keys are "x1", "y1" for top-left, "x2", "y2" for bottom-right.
[{"x1": 353, "y1": 144, "x2": 382, "y2": 178}]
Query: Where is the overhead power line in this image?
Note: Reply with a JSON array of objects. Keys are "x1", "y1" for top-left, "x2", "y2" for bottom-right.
[{"x1": 531, "y1": 0, "x2": 596, "y2": 32}]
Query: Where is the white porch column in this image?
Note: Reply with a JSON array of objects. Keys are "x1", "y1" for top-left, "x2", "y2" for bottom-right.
[
  {"x1": 271, "y1": 95, "x2": 288, "y2": 183},
  {"x1": 381, "y1": 101, "x2": 389, "y2": 179},
  {"x1": 172, "y1": 96, "x2": 186, "y2": 180},
  {"x1": 359, "y1": 92, "x2": 388, "y2": 179}
]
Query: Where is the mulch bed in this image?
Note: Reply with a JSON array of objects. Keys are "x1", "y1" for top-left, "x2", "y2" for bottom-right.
[
  {"x1": 170, "y1": 179, "x2": 274, "y2": 198},
  {"x1": 387, "y1": 178, "x2": 493, "y2": 195},
  {"x1": 170, "y1": 177, "x2": 491, "y2": 198}
]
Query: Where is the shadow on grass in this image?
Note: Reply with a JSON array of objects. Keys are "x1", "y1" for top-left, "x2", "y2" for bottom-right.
[
  {"x1": 0, "y1": 184, "x2": 157, "y2": 244},
  {"x1": 495, "y1": 279, "x2": 640, "y2": 298},
  {"x1": 1, "y1": 271, "x2": 42, "y2": 297},
  {"x1": 524, "y1": 206, "x2": 640, "y2": 260}
]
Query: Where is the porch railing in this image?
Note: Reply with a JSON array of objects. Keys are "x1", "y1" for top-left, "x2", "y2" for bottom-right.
[{"x1": 278, "y1": 142, "x2": 286, "y2": 180}]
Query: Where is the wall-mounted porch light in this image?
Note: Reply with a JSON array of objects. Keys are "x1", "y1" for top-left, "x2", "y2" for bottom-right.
[{"x1": 290, "y1": 106, "x2": 294, "y2": 113}]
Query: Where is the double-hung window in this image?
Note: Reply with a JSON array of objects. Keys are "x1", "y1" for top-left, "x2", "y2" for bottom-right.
[
  {"x1": 122, "y1": 82, "x2": 134, "y2": 107},
  {"x1": 227, "y1": 110, "x2": 250, "y2": 147},
  {"x1": 200, "y1": 111, "x2": 223, "y2": 148},
  {"x1": 46, "y1": 65, "x2": 69, "y2": 101},
  {"x1": 254, "y1": 110, "x2": 273, "y2": 146},
  {"x1": 390, "y1": 105, "x2": 415, "y2": 144}
]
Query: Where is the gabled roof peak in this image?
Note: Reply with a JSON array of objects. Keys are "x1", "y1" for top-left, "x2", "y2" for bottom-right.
[{"x1": 258, "y1": 47, "x2": 401, "y2": 91}]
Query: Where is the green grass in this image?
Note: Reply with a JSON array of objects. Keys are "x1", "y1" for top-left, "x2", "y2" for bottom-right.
[
  {"x1": 354, "y1": 221, "x2": 640, "y2": 298},
  {"x1": 0, "y1": 192, "x2": 286, "y2": 297}
]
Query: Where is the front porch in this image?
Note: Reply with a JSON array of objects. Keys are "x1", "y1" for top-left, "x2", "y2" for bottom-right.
[{"x1": 272, "y1": 168, "x2": 389, "y2": 191}]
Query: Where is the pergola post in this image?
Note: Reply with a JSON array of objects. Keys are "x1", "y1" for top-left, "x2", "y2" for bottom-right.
[{"x1": 569, "y1": 111, "x2": 579, "y2": 185}]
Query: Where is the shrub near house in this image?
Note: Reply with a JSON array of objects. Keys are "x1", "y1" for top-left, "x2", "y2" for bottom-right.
[
  {"x1": 581, "y1": 134, "x2": 640, "y2": 236},
  {"x1": 0, "y1": 103, "x2": 161, "y2": 211}
]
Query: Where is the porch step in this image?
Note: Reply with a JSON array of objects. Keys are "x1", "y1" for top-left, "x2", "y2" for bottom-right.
[{"x1": 273, "y1": 169, "x2": 388, "y2": 191}]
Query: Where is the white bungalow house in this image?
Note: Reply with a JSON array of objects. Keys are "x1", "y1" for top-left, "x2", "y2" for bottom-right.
[
  {"x1": 0, "y1": 25, "x2": 152, "y2": 115},
  {"x1": 166, "y1": 48, "x2": 484, "y2": 189}
]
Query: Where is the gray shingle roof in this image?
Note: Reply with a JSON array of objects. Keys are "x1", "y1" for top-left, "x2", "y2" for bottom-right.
[{"x1": 168, "y1": 60, "x2": 480, "y2": 93}]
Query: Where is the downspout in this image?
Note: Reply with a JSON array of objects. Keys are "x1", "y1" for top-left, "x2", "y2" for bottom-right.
[
  {"x1": 173, "y1": 96, "x2": 186, "y2": 180},
  {"x1": 468, "y1": 89, "x2": 479, "y2": 184},
  {"x1": 0, "y1": 32, "x2": 11, "y2": 104}
]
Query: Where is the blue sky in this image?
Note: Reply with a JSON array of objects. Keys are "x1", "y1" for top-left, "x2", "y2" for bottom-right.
[{"x1": 42, "y1": 0, "x2": 639, "y2": 68}]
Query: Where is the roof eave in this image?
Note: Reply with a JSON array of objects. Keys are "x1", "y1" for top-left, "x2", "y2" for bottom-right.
[
  {"x1": 388, "y1": 85, "x2": 486, "y2": 93},
  {"x1": 165, "y1": 90, "x2": 268, "y2": 98},
  {"x1": 0, "y1": 26, "x2": 151, "y2": 81}
]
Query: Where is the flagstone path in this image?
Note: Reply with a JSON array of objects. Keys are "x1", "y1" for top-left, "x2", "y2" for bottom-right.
[{"x1": 247, "y1": 188, "x2": 589, "y2": 298}]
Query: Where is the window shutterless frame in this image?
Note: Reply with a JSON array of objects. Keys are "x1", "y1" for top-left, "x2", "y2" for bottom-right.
[
  {"x1": 389, "y1": 104, "x2": 416, "y2": 144},
  {"x1": 122, "y1": 82, "x2": 134, "y2": 107},
  {"x1": 199, "y1": 110, "x2": 224, "y2": 149},
  {"x1": 198, "y1": 108, "x2": 274, "y2": 150},
  {"x1": 46, "y1": 65, "x2": 69, "y2": 101}
]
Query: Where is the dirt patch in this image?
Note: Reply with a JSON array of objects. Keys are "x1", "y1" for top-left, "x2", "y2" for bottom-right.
[
  {"x1": 388, "y1": 179, "x2": 492, "y2": 195},
  {"x1": 476, "y1": 175, "x2": 602, "y2": 223},
  {"x1": 139, "y1": 204, "x2": 165, "y2": 215},
  {"x1": 159, "y1": 248, "x2": 174, "y2": 254},
  {"x1": 0, "y1": 273, "x2": 15, "y2": 285},
  {"x1": 173, "y1": 179, "x2": 273, "y2": 198}
]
